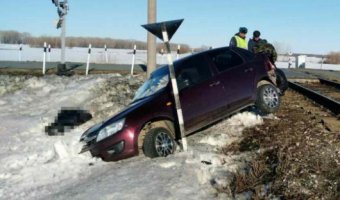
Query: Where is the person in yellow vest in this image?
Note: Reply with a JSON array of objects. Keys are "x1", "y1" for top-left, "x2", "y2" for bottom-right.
[{"x1": 229, "y1": 27, "x2": 248, "y2": 49}]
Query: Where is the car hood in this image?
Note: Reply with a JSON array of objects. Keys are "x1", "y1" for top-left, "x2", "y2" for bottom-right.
[{"x1": 80, "y1": 95, "x2": 156, "y2": 142}]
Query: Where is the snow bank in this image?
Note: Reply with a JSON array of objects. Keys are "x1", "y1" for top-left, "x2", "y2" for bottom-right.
[
  {"x1": 48, "y1": 112, "x2": 263, "y2": 200},
  {"x1": 0, "y1": 74, "x2": 263, "y2": 200},
  {"x1": 0, "y1": 74, "x2": 132, "y2": 199},
  {"x1": 199, "y1": 112, "x2": 263, "y2": 147}
]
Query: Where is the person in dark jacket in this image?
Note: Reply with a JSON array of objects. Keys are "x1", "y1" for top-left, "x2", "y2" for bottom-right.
[
  {"x1": 248, "y1": 30, "x2": 262, "y2": 53},
  {"x1": 229, "y1": 27, "x2": 248, "y2": 49}
]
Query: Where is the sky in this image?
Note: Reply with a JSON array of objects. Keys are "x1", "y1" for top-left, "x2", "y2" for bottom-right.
[{"x1": 0, "y1": 0, "x2": 339, "y2": 54}]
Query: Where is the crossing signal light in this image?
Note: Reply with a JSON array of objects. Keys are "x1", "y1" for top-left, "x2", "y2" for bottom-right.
[
  {"x1": 56, "y1": 18, "x2": 63, "y2": 29},
  {"x1": 57, "y1": 1, "x2": 68, "y2": 17},
  {"x1": 59, "y1": 2, "x2": 65, "y2": 9},
  {"x1": 52, "y1": 0, "x2": 58, "y2": 7},
  {"x1": 58, "y1": 6, "x2": 66, "y2": 17}
]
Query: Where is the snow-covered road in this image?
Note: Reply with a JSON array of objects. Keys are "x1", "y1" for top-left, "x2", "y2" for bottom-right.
[{"x1": 0, "y1": 74, "x2": 263, "y2": 200}]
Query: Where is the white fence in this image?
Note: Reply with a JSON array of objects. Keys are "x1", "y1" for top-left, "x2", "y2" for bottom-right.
[
  {"x1": 0, "y1": 44, "x2": 188, "y2": 65},
  {"x1": 1, "y1": 44, "x2": 339, "y2": 71}
]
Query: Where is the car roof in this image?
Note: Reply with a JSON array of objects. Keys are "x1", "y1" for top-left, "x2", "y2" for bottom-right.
[{"x1": 151, "y1": 46, "x2": 252, "y2": 77}]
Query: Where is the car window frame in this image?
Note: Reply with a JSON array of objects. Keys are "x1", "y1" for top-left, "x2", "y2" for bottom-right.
[
  {"x1": 234, "y1": 48, "x2": 255, "y2": 62},
  {"x1": 176, "y1": 54, "x2": 214, "y2": 92},
  {"x1": 207, "y1": 48, "x2": 246, "y2": 74}
]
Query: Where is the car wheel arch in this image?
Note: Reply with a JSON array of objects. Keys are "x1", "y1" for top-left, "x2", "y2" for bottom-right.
[
  {"x1": 136, "y1": 118, "x2": 176, "y2": 152},
  {"x1": 257, "y1": 78, "x2": 274, "y2": 88}
]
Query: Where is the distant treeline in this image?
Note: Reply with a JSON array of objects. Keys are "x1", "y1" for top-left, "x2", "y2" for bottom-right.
[
  {"x1": 0, "y1": 30, "x2": 191, "y2": 53},
  {"x1": 325, "y1": 52, "x2": 340, "y2": 64}
]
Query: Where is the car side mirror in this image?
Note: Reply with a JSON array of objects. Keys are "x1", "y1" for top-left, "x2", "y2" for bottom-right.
[
  {"x1": 183, "y1": 79, "x2": 190, "y2": 87},
  {"x1": 178, "y1": 78, "x2": 191, "y2": 91}
]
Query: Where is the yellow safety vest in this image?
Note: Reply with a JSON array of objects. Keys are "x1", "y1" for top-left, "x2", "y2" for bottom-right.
[{"x1": 234, "y1": 35, "x2": 247, "y2": 49}]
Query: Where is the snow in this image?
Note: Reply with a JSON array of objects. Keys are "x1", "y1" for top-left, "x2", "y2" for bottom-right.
[{"x1": 0, "y1": 74, "x2": 263, "y2": 200}]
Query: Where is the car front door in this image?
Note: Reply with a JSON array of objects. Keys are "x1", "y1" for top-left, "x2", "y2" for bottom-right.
[{"x1": 176, "y1": 54, "x2": 226, "y2": 133}]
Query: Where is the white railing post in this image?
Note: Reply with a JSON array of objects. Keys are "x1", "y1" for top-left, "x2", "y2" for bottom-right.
[
  {"x1": 161, "y1": 48, "x2": 164, "y2": 64},
  {"x1": 19, "y1": 44, "x2": 22, "y2": 62},
  {"x1": 48, "y1": 44, "x2": 51, "y2": 62},
  {"x1": 86, "y1": 44, "x2": 92, "y2": 76},
  {"x1": 130, "y1": 44, "x2": 137, "y2": 76},
  {"x1": 104, "y1": 44, "x2": 108, "y2": 63},
  {"x1": 42, "y1": 42, "x2": 47, "y2": 75},
  {"x1": 176, "y1": 44, "x2": 180, "y2": 60}
]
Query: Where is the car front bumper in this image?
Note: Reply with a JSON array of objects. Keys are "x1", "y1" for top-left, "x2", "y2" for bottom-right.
[{"x1": 82, "y1": 127, "x2": 139, "y2": 161}]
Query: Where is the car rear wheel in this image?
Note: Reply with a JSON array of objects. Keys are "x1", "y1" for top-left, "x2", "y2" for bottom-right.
[
  {"x1": 256, "y1": 84, "x2": 280, "y2": 114},
  {"x1": 143, "y1": 127, "x2": 176, "y2": 158}
]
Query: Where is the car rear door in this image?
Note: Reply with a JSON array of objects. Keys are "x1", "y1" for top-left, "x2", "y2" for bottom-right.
[
  {"x1": 207, "y1": 48, "x2": 256, "y2": 113},
  {"x1": 176, "y1": 54, "x2": 226, "y2": 133}
]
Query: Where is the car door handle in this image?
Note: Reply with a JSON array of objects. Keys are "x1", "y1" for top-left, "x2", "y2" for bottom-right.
[
  {"x1": 209, "y1": 81, "x2": 220, "y2": 87},
  {"x1": 244, "y1": 68, "x2": 253, "y2": 73}
]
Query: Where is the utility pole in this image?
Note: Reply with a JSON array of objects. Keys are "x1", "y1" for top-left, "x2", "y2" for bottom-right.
[
  {"x1": 51, "y1": 0, "x2": 69, "y2": 74},
  {"x1": 60, "y1": 0, "x2": 67, "y2": 72},
  {"x1": 147, "y1": 0, "x2": 157, "y2": 78}
]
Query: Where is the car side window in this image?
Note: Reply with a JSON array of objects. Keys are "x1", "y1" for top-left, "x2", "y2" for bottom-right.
[
  {"x1": 209, "y1": 49, "x2": 244, "y2": 72},
  {"x1": 177, "y1": 55, "x2": 212, "y2": 90}
]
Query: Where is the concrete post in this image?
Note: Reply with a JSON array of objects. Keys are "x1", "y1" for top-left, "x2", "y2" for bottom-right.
[
  {"x1": 57, "y1": 0, "x2": 68, "y2": 73},
  {"x1": 147, "y1": 0, "x2": 157, "y2": 78}
]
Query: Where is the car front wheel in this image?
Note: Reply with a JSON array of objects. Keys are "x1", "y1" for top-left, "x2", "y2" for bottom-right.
[
  {"x1": 256, "y1": 84, "x2": 281, "y2": 114},
  {"x1": 143, "y1": 127, "x2": 176, "y2": 158}
]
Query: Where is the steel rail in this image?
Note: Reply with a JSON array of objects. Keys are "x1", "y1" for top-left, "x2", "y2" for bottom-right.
[
  {"x1": 319, "y1": 78, "x2": 340, "y2": 90},
  {"x1": 288, "y1": 81, "x2": 340, "y2": 115}
]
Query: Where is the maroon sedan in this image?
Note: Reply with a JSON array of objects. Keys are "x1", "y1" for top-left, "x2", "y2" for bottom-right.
[{"x1": 80, "y1": 47, "x2": 284, "y2": 161}]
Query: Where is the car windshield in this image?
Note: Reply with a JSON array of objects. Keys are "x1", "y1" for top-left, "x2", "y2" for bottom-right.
[{"x1": 133, "y1": 68, "x2": 169, "y2": 102}]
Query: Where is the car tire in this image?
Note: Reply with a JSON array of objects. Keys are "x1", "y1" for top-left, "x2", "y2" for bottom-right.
[
  {"x1": 256, "y1": 84, "x2": 281, "y2": 114},
  {"x1": 143, "y1": 127, "x2": 176, "y2": 158},
  {"x1": 275, "y1": 68, "x2": 288, "y2": 95}
]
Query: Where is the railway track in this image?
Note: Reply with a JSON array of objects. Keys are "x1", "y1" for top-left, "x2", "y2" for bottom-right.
[
  {"x1": 319, "y1": 78, "x2": 340, "y2": 89},
  {"x1": 288, "y1": 78, "x2": 340, "y2": 115}
]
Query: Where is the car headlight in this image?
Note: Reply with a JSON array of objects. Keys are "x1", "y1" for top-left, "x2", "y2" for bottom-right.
[{"x1": 96, "y1": 119, "x2": 125, "y2": 142}]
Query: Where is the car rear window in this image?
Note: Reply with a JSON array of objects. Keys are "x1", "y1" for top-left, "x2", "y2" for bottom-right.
[{"x1": 208, "y1": 49, "x2": 244, "y2": 72}]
